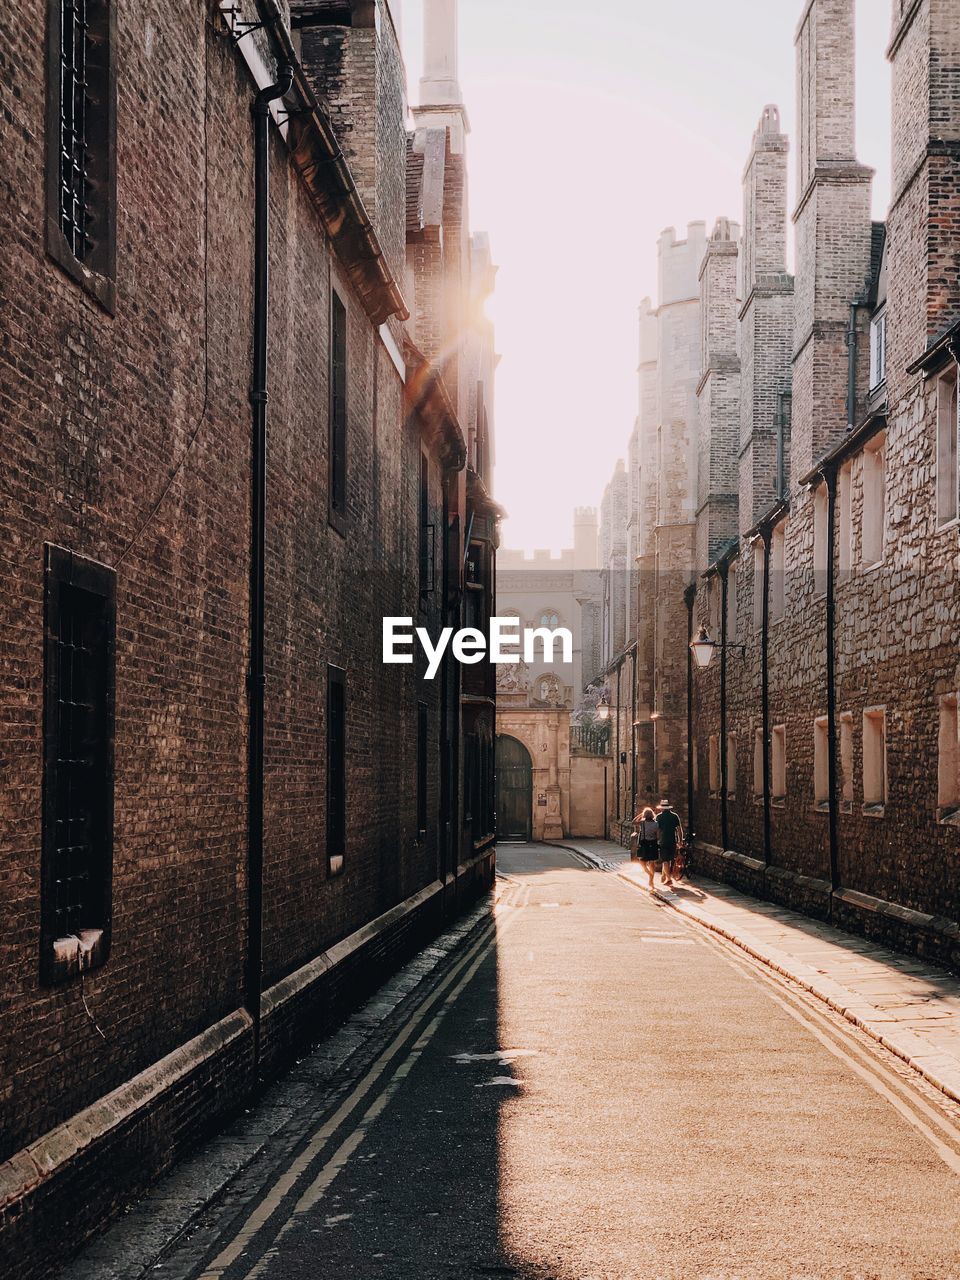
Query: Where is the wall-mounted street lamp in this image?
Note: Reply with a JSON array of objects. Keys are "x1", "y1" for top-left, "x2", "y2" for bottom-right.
[
  {"x1": 689, "y1": 625, "x2": 746, "y2": 671},
  {"x1": 596, "y1": 694, "x2": 611, "y2": 721}
]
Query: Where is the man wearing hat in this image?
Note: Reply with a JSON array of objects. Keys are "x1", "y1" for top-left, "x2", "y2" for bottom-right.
[{"x1": 655, "y1": 800, "x2": 684, "y2": 887}]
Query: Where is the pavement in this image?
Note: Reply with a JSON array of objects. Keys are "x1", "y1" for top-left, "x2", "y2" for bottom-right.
[
  {"x1": 557, "y1": 837, "x2": 960, "y2": 1109},
  {"x1": 59, "y1": 841, "x2": 960, "y2": 1280}
]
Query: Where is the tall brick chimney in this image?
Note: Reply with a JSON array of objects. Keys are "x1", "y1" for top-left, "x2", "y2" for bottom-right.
[
  {"x1": 291, "y1": 0, "x2": 407, "y2": 281},
  {"x1": 414, "y1": 0, "x2": 468, "y2": 153},
  {"x1": 886, "y1": 0, "x2": 960, "y2": 385},
  {"x1": 791, "y1": 0, "x2": 873, "y2": 477},
  {"x1": 739, "y1": 105, "x2": 794, "y2": 529},
  {"x1": 697, "y1": 218, "x2": 741, "y2": 566}
]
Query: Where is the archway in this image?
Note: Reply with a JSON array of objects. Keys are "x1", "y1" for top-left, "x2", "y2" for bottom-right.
[{"x1": 496, "y1": 734, "x2": 533, "y2": 842}]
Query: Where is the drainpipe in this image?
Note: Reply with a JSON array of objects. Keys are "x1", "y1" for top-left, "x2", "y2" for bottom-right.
[
  {"x1": 247, "y1": 64, "x2": 293, "y2": 1077},
  {"x1": 760, "y1": 528, "x2": 772, "y2": 867},
  {"x1": 825, "y1": 467, "x2": 840, "y2": 907},
  {"x1": 719, "y1": 567, "x2": 729, "y2": 852},
  {"x1": 684, "y1": 583, "x2": 696, "y2": 843}
]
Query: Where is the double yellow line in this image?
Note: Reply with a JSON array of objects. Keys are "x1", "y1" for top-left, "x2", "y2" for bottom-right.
[{"x1": 198, "y1": 907, "x2": 518, "y2": 1280}]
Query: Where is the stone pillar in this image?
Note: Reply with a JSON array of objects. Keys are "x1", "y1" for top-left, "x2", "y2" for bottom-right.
[{"x1": 543, "y1": 714, "x2": 564, "y2": 839}]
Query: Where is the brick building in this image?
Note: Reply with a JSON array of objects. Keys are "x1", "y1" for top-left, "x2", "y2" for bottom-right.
[
  {"x1": 0, "y1": 0, "x2": 497, "y2": 1272},
  {"x1": 609, "y1": 0, "x2": 960, "y2": 970}
]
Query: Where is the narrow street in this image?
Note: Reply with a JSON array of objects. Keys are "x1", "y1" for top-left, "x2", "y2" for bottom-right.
[{"x1": 68, "y1": 845, "x2": 960, "y2": 1280}]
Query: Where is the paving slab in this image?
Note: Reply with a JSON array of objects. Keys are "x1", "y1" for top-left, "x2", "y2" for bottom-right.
[{"x1": 552, "y1": 838, "x2": 960, "y2": 1108}]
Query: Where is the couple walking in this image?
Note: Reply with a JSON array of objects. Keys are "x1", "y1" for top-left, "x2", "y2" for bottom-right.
[{"x1": 631, "y1": 800, "x2": 685, "y2": 891}]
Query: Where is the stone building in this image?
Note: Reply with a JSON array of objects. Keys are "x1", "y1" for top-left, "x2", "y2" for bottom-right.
[
  {"x1": 611, "y1": 0, "x2": 959, "y2": 971},
  {"x1": 495, "y1": 510, "x2": 608, "y2": 841},
  {"x1": 0, "y1": 0, "x2": 497, "y2": 1273}
]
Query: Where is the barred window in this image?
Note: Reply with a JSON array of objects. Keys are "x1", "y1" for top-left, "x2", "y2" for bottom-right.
[
  {"x1": 417, "y1": 702, "x2": 428, "y2": 835},
  {"x1": 42, "y1": 545, "x2": 115, "y2": 982},
  {"x1": 329, "y1": 293, "x2": 348, "y2": 527},
  {"x1": 327, "y1": 666, "x2": 346, "y2": 873},
  {"x1": 46, "y1": 0, "x2": 116, "y2": 308}
]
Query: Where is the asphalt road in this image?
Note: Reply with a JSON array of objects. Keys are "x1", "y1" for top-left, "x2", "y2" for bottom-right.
[{"x1": 136, "y1": 844, "x2": 960, "y2": 1279}]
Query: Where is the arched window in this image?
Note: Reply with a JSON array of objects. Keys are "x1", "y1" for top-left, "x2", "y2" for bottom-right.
[{"x1": 538, "y1": 610, "x2": 560, "y2": 629}]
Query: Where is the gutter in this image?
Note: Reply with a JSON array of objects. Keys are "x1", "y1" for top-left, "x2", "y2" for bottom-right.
[{"x1": 250, "y1": 0, "x2": 407, "y2": 325}]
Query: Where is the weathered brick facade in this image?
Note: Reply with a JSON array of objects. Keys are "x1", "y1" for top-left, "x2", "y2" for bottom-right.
[{"x1": 0, "y1": 0, "x2": 496, "y2": 1272}]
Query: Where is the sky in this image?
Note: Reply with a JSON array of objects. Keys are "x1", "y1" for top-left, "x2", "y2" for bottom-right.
[{"x1": 401, "y1": 1, "x2": 893, "y2": 553}]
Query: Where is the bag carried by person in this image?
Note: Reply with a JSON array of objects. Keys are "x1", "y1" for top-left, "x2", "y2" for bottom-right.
[
  {"x1": 640, "y1": 818, "x2": 659, "y2": 842},
  {"x1": 629, "y1": 830, "x2": 640, "y2": 857}
]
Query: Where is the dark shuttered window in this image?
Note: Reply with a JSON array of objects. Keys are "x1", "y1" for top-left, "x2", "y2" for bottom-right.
[
  {"x1": 327, "y1": 666, "x2": 346, "y2": 871},
  {"x1": 46, "y1": 0, "x2": 117, "y2": 309},
  {"x1": 417, "y1": 702, "x2": 428, "y2": 835},
  {"x1": 329, "y1": 293, "x2": 348, "y2": 527},
  {"x1": 42, "y1": 545, "x2": 115, "y2": 982}
]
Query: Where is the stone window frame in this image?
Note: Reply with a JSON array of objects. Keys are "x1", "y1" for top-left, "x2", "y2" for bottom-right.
[
  {"x1": 725, "y1": 560, "x2": 739, "y2": 642},
  {"x1": 860, "y1": 432, "x2": 886, "y2": 570},
  {"x1": 937, "y1": 693, "x2": 960, "y2": 824},
  {"x1": 839, "y1": 711, "x2": 854, "y2": 813},
  {"x1": 838, "y1": 461, "x2": 853, "y2": 578},
  {"x1": 707, "y1": 734, "x2": 720, "y2": 798},
  {"x1": 862, "y1": 706, "x2": 887, "y2": 816},
  {"x1": 812, "y1": 484, "x2": 829, "y2": 598},
  {"x1": 726, "y1": 731, "x2": 738, "y2": 799},
  {"x1": 752, "y1": 543, "x2": 765, "y2": 633},
  {"x1": 935, "y1": 366, "x2": 959, "y2": 530},
  {"x1": 45, "y1": 0, "x2": 117, "y2": 312},
  {"x1": 771, "y1": 724, "x2": 786, "y2": 806},
  {"x1": 770, "y1": 519, "x2": 787, "y2": 622},
  {"x1": 813, "y1": 716, "x2": 830, "y2": 812}
]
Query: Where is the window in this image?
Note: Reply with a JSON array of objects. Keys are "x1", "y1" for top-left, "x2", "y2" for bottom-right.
[
  {"x1": 726, "y1": 733, "x2": 737, "y2": 797},
  {"x1": 725, "y1": 563, "x2": 738, "y2": 641},
  {"x1": 770, "y1": 521, "x2": 787, "y2": 621},
  {"x1": 937, "y1": 367, "x2": 958, "y2": 527},
  {"x1": 813, "y1": 485, "x2": 828, "y2": 597},
  {"x1": 814, "y1": 717, "x2": 829, "y2": 808},
  {"x1": 417, "y1": 702, "x2": 428, "y2": 835},
  {"x1": 708, "y1": 735, "x2": 720, "y2": 796},
  {"x1": 46, "y1": 0, "x2": 116, "y2": 308},
  {"x1": 938, "y1": 694, "x2": 959, "y2": 817},
  {"x1": 539, "y1": 610, "x2": 560, "y2": 629},
  {"x1": 329, "y1": 292, "x2": 348, "y2": 526},
  {"x1": 42, "y1": 545, "x2": 115, "y2": 982},
  {"x1": 838, "y1": 462, "x2": 853, "y2": 576},
  {"x1": 326, "y1": 666, "x2": 346, "y2": 872},
  {"x1": 771, "y1": 725, "x2": 786, "y2": 802},
  {"x1": 753, "y1": 728, "x2": 764, "y2": 798},
  {"x1": 861, "y1": 435, "x2": 886, "y2": 567},
  {"x1": 708, "y1": 578, "x2": 721, "y2": 633},
  {"x1": 839, "y1": 712, "x2": 854, "y2": 807},
  {"x1": 869, "y1": 308, "x2": 886, "y2": 390},
  {"x1": 863, "y1": 708, "x2": 887, "y2": 811},
  {"x1": 753, "y1": 542, "x2": 765, "y2": 632},
  {"x1": 418, "y1": 452, "x2": 434, "y2": 596}
]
